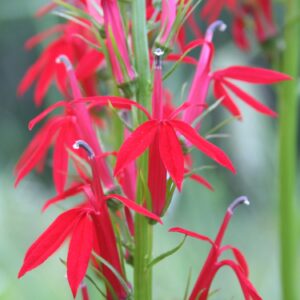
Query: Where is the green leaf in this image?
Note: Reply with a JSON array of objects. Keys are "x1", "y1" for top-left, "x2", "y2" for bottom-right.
[
  {"x1": 147, "y1": 235, "x2": 187, "y2": 269},
  {"x1": 92, "y1": 252, "x2": 132, "y2": 296},
  {"x1": 183, "y1": 268, "x2": 192, "y2": 300}
]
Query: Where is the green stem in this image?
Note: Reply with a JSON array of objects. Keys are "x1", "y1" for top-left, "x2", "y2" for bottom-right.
[
  {"x1": 131, "y1": 1, "x2": 153, "y2": 299},
  {"x1": 279, "y1": 1, "x2": 300, "y2": 299}
]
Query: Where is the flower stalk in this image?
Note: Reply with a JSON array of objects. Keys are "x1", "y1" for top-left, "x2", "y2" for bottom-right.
[{"x1": 278, "y1": 0, "x2": 300, "y2": 299}]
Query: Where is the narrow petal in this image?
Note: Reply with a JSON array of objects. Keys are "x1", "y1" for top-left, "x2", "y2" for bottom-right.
[
  {"x1": 169, "y1": 227, "x2": 214, "y2": 245},
  {"x1": 114, "y1": 120, "x2": 159, "y2": 175},
  {"x1": 214, "y1": 66, "x2": 292, "y2": 84},
  {"x1": 105, "y1": 194, "x2": 162, "y2": 224},
  {"x1": 67, "y1": 214, "x2": 94, "y2": 298},
  {"x1": 159, "y1": 122, "x2": 184, "y2": 190},
  {"x1": 42, "y1": 183, "x2": 85, "y2": 212},
  {"x1": 189, "y1": 173, "x2": 214, "y2": 191},
  {"x1": 170, "y1": 120, "x2": 236, "y2": 173},
  {"x1": 220, "y1": 245, "x2": 249, "y2": 277},
  {"x1": 222, "y1": 80, "x2": 277, "y2": 117},
  {"x1": 53, "y1": 124, "x2": 71, "y2": 193},
  {"x1": 18, "y1": 208, "x2": 83, "y2": 278},
  {"x1": 213, "y1": 80, "x2": 242, "y2": 117},
  {"x1": 73, "y1": 96, "x2": 152, "y2": 120},
  {"x1": 28, "y1": 101, "x2": 68, "y2": 130},
  {"x1": 15, "y1": 118, "x2": 67, "y2": 187}
]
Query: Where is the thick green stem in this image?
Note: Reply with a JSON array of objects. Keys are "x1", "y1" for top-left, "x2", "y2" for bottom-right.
[
  {"x1": 131, "y1": 1, "x2": 153, "y2": 299},
  {"x1": 279, "y1": 1, "x2": 300, "y2": 299}
]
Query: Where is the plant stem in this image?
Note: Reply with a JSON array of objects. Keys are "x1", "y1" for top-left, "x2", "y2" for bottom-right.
[
  {"x1": 279, "y1": 1, "x2": 300, "y2": 299},
  {"x1": 131, "y1": 1, "x2": 153, "y2": 299}
]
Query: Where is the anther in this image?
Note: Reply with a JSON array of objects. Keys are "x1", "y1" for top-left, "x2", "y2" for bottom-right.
[
  {"x1": 73, "y1": 140, "x2": 95, "y2": 159},
  {"x1": 228, "y1": 196, "x2": 250, "y2": 215},
  {"x1": 56, "y1": 54, "x2": 73, "y2": 71},
  {"x1": 154, "y1": 48, "x2": 164, "y2": 68},
  {"x1": 207, "y1": 20, "x2": 227, "y2": 36}
]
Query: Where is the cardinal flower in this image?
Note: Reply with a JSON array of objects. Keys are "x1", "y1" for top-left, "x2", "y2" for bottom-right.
[
  {"x1": 170, "y1": 196, "x2": 262, "y2": 300},
  {"x1": 15, "y1": 55, "x2": 113, "y2": 192},
  {"x1": 18, "y1": 21, "x2": 104, "y2": 105},
  {"x1": 212, "y1": 65, "x2": 291, "y2": 118},
  {"x1": 18, "y1": 140, "x2": 162, "y2": 299},
  {"x1": 113, "y1": 75, "x2": 235, "y2": 210}
]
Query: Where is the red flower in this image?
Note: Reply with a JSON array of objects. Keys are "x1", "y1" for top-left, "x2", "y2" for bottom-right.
[
  {"x1": 170, "y1": 196, "x2": 262, "y2": 300},
  {"x1": 212, "y1": 66, "x2": 291, "y2": 118},
  {"x1": 18, "y1": 140, "x2": 162, "y2": 298},
  {"x1": 18, "y1": 21, "x2": 103, "y2": 105},
  {"x1": 15, "y1": 55, "x2": 114, "y2": 192}
]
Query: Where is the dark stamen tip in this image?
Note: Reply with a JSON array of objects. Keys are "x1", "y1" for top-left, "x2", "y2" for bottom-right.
[
  {"x1": 154, "y1": 48, "x2": 164, "y2": 68},
  {"x1": 56, "y1": 54, "x2": 73, "y2": 71},
  {"x1": 73, "y1": 140, "x2": 95, "y2": 159},
  {"x1": 228, "y1": 196, "x2": 250, "y2": 215}
]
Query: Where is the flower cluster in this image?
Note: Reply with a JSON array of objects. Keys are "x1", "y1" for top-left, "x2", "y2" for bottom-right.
[{"x1": 16, "y1": 0, "x2": 289, "y2": 299}]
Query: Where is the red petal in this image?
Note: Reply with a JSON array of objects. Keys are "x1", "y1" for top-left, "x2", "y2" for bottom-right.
[
  {"x1": 105, "y1": 194, "x2": 162, "y2": 224},
  {"x1": 67, "y1": 214, "x2": 94, "y2": 298},
  {"x1": 169, "y1": 227, "x2": 214, "y2": 245},
  {"x1": 213, "y1": 80, "x2": 242, "y2": 117},
  {"x1": 148, "y1": 133, "x2": 167, "y2": 216},
  {"x1": 42, "y1": 183, "x2": 85, "y2": 212},
  {"x1": 222, "y1": 80, "x2": 277, "y2": 117},
  {"x1": 220, "y1": 245, "x2": 249, "y2": 277},
  {"x1": 159, "y1": 122, "x2": 184, "y2": 190},
  {"x1": 165, "y1": 53, "x2": 198, "y2": 65},
  {"x1": 189, "y1": 173, "x2": 214, "y2": 191},
  {"x1": 15, "y1": 118, "x2": 67, "y2": 187},
  {"x1": 214, "y1": 66, "x2": 292, "y2": 84},
  {"x1": 170, "y1": 120, "x2": 236, "y2": 173},
  {"x1": 29, "y1": 101, "x2": 68, "y2": 130},
  {"x1": 53, "y1": 131, "x2": 68, "y2": 193},
  {"x1": 114, "y1": 120, "x2": 159, "y2": 175},
  {"x1": 73, "y1": 96, "x2": 152, "y2": 120},
  {"x1": 18, "y1": 208, "x2": 83, "y2": 278}
]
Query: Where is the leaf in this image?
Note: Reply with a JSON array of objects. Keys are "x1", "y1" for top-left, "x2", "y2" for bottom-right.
[
  {"x1": 214, "y1": 66, "x2": 292, "y2": 84},
  {"x1": 18, "y1": 208, "x2": 83, "y2": 278},
  {"x1": 67, "y1": 214, "x2": 94, "y2": 297},
  {"x1": 147, "y1": 236, "x2": 187, "y2": 269},
  {"x1": 105, "y1": 194, "x2": 162, "y2": 224},
  {"x1": 183, "y1": 268, "x2": 193, "y2": 300},
  {"x1": 92, "y1": 252, "x2": 132, "y2": 297},
  {"x1": 159, "y1": 122, "x2": 184, "y2": 190},
  {"x1": 170, "y1": 119, "x2": 236, "y2": 173},
  {"x1": 114, "y1": 120, "x2": 158, "y2": 175}
]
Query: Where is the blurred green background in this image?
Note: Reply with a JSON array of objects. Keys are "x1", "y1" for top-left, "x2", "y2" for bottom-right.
[{"x1": 0, "y1": 1, "x2": 298, "y2": 299}]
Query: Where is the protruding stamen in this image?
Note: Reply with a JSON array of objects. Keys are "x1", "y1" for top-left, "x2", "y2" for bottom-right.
[
  {"x1": 228, "y1": 196, "x2": 250, "y2": 214},
  {"x1": 56, "y1": 54, "x2": 73, "y2": 71},
  {"x1": 73, "y1": 140, "x2": 95, "y2": 159},
  {"x1": 154, "y1": 48, "x2": 164, "y2": 68},
  {"x1": 207, "y1": 20, "x2": 227, "y2": 34}
]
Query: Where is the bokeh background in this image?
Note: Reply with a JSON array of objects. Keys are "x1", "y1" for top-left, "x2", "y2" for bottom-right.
[{"x1": 0, "y1": 1, "x2": 298, "y2": 299}]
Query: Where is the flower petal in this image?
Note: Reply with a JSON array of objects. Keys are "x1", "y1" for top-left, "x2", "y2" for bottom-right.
[
  {"x1": 169, "y1": 227, "x2": 214, "y2": 245},
  {"x1": 214, "y1": 66, "x2": 292, "y2": 84},
  {"x1": 114, "y1": 120, "x2": 159, "y2": 175},
  {"x1": 159, "y1": 122, "x2": 184, "y2": 190},
  {"x1": 18, "y1": 208, "x2": 83, "y2": 278},
  {"x1": 67, "y1": 214, "x2": 94, "y2": 298},
  {"x1": 105, "y1": 194, "x2": 162, "y2": 224},
  {"x1": 170, "y1": 120, "x2": 236, "y2": 173},
  {"x1": 222, "y1": 79, "x2": 277, "y2": 117}
]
